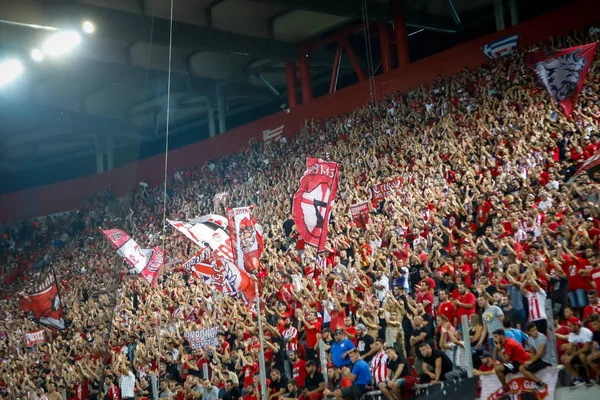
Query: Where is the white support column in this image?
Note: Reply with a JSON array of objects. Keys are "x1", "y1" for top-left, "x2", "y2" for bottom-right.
[
  {"x1": 105, "y1": 135, "x2": 114, "y2": 171},
  {"x1": 216, "y1": 84, "x2": 226, "y2": 134},
  {"x1": 208, "y1": 108, "x2": 216, "y2": 138},
  {"x1": 493, "y1": 0, "x2": 505, "y2": 31},
  {"x1": 509, "y1": 0, "x2": 519, "y2": 26},
  {"x1": 94, "y1": 134, "x2": 104, "y2": 174}
]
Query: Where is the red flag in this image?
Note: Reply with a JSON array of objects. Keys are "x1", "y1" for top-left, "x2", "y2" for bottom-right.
[
  {"x1": 349, "y1": 201, "x2": 371, "y2": 229},
  {"x1": 226, "y1": 206, "x2": 264, "y2": 276},
  {"x1": 569, "y1": 148, "x2": 600, "y2": 182},
  {"x1": 368, "y1": 177, "x2": 403, "y2": 202},
  {"x1": 18, "y1": 271, "x2": 65, "y2": 330},
  {"x1": 292, "y1": 158, "x2": 339, "y2": 251},
  {"x1": 526, "y1": 43, "x2": 597, "y2": 116},
  {"x1": 140, "y1": 247, "x2": 166, "y2": 287}
]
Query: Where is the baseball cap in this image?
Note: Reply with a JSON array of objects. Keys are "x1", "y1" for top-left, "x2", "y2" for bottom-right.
[
  {"x1": 356, "y1": 323, "x2": 367, "y2": 331},
  {"x1": 568, "y1": 316, "x2": 581, "y2": 326}
]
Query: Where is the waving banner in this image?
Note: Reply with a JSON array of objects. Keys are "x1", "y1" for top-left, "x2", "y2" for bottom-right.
[
  {"x1": 140, "y1": 247, "x2": 166, "y2": 286},
  {"x1": 168, "y1": 214, "x2": 234, "y2": 260},
  {"x1": 349, "y1": 201, "x2": 371, "y2": 229},
  {"x1": 569, "y1": 148, "x2": 600, "y2": 182},
  {"x1": 25, "y1": 330, "x2": 45, "y2": 347},
  {"x1": 182, "y1": 248, "x2": 254, "y2": 305},
  {"x1": 227, "y1": 206, "x2": 264, "y2": 275},
  {"x1": 369, "y1": 177, "x2": 403, "y2": 202},
  {"x1": 18, "y1": 270, "x2": 65, "y2": 330},
  {"x1": 101, "y1": 229, "x2": 151, "y2": 273},
  {"x1": 526, "y1": 43, "x2": 597, "y2": 116},
  {"x1": 292, "y1": 158, "x2": 339, "y2": 251},
  {"x1": 480, "y1": 366, "x2": 559, "y2": 400}
]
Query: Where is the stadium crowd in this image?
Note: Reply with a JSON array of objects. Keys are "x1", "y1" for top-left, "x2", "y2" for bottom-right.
[{"x1": 1, "y1": 26, "x2": 600, "y2": 400}]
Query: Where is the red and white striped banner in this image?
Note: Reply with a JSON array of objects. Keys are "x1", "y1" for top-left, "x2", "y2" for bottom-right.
[{"x1": 263, "y1": 124, "x2": 284, "y2": 144}]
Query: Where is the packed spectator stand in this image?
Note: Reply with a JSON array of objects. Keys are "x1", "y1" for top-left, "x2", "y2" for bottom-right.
[{"x1": 1, "y1": 23, "x2": 600, "y2": 400}]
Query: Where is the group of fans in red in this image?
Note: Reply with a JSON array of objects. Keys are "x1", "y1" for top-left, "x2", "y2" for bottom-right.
[{"x1": 1, "y1": 21, "x2": 600, "y2": 400}]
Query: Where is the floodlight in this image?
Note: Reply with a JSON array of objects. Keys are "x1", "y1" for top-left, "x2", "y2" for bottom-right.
[
  {"x1": 0, "y1": 59, "x2": 24, "y2": 87},
  {"x1": 42, "y1": 31, "x2": 82, "y2": 56},
  {"x1": 82, "y1": 21, "x2": 95, "y2": 34},
  {"x1": 31, "y1": 49, "x2": 45, "y2": 62}
]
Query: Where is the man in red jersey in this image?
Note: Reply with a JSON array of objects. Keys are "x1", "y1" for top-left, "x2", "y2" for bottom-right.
[{"x1": 492, "y1": 329, "x2": 530, "y2": 395}]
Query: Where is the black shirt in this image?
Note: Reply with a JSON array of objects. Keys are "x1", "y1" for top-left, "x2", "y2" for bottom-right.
[
  {"x1": 420, "y1": 349, "x2": 454, "y2": 378},
  {"x1": 387, "y1": 354, "x2": 410, "y2": 379},
  {"x1": 269, "y1": 377, "x2": 289, "y2": 396},
  {"x1": 304, "y1": 371, "x2": 325, "y2": 391},
  {"x1": 224, "y1": 387, "x2": 243, "y2": 400},
  {"x1": 357, "y1": 334, "x2": 375, "y2": 361}
]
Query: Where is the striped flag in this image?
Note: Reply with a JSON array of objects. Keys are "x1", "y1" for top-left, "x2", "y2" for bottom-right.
[
  {"x1": 262, "y1": 124, "x2": 284, "y2": 144},
  {"x1": 482, "y1": 33, "x2": 519, "y2": 58}
]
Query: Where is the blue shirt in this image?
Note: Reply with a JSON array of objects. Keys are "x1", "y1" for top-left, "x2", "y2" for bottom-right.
[
  {"x1": 504, "y1": 328, "x2": 528, "y2": 347},
  {"x1": 351, "y1": 359, "x2": 371, "y2": 386},
  {"x1": 330, "y1": 339, "x2": 355, "y2": 367}
]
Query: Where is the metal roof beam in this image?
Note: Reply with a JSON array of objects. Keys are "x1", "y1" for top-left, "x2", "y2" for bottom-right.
[
  {"x1": 40, "y1": 0, "x2": 336, "y2": 62},
  {"x1": 256, "y1": 0, "x2": 457, "y2": 32}
]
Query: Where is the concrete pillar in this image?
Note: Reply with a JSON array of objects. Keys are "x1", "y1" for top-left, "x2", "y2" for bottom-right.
[
  {"x1": 378, "y1": 22, "x2": 392, "y2": 73},
  {"x1": 392, "y1": 0, "x2": 410, "y2": 67},
  {"x1": 509, "y1": 0, "x2": 519, "y2": 26},
  {"x1": 298, "y1": 53, "x2": 313, "y2": 104},
  {"x1": 493, "y1": 0, "x2": 506, "y2": 31},
  {"x1": 285, "y1": 61, "x2": 298, "y2": 108},
  {"x1": 208, "y1": 108, "x2": 216, "y2": 138},
  {"x1": 105, "y1": 135, "x2": 114, "y2": 171},
  {"x1": 216, "y1": 84, "x2": 226, "y2": 134},
  {"x1": 94, "y1": 134, "x2": 104, "y2": 174}
]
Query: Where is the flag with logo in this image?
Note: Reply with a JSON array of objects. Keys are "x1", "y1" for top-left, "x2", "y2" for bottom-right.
[
  {"x1": 263, "y1": 124, "x2": 285, "y2": 144},
  {"x1": 526, "y1": 43, "x2": 597, "y2": 116},
  {"x1": 167, "y1": 214, "x2": 233, "y2": 260},
  {"x1": 292, "y1": 158, "x2": 339, "y2": 251},
  {"x1": 101, "y1": 228, "x2": 151, "y2": 273},
  {"x1": 182, "y1": 247, "x2": 255, "y2": 305},
  {"x1": 227, "y1": 206, "x2": 264, "y2": 276},
  {"x1": 349, "y1": 201, "x2": 371, "y2": 229},
  {"x1": 18, "y1": 269, "x2": 65, "y2": 330},
  {"x1": 482, "y1": 33, "x2": 519, "y2": 58}
]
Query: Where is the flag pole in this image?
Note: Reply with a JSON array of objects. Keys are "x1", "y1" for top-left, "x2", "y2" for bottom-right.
[{"x1": 254, "y1": 279, "x2": 268, "y2": 400}]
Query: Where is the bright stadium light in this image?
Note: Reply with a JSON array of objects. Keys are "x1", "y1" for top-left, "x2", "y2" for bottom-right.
[
  {"x1": 82, "y1": 20, "x2": 95, "y2": 34},
  {"x1": 0, "y1": 59, "x2": 24, "y2": 87},
  {"x1": 42, "y1": 31, "x2": 82, "y2": 56},
  {"x1": 31, "y1": 48, "x2": 45, "y2": 62}
]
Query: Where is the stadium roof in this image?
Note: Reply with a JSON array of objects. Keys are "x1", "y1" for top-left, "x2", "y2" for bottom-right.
[{"x1": 0, "y1": 0, "x2": 570, "y2": 192}]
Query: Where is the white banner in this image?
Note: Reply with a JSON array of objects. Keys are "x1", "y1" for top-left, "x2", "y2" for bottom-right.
[
  {"x1": 184, "y1": 326, "x2": 220, "y2": 350},
  {"x1": 168, "y1": 215, "x2": 234, "y2": 260},
  {"x1": 480, "y1": 366, "x2": 560, "y2": 400},
  {"x1": 25, "y1": 330, "x2": 45, "y2": 347}
]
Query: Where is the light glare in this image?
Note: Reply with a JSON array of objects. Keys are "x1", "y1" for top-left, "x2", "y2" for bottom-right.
[
  {"x1": 42, "y1": 31, "x2": 82, "y2": 56},
  {"x1": 31, "y1": 49, "x2": 45, "y2": 62},
  {"x1": 82, "y1": 21, "x2": 95, "y2": 34},
  {"x1": 0, "y1": 59, "x2": 24, "y2": 87}
]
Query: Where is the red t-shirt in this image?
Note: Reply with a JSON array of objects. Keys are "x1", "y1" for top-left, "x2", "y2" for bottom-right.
[
  {"x1": 242, "y1": 364, "x2": 259, "y2": 388},
  {"x1": 305, "y1": 320, "x2": 322, "y2": 348},
  {"x1": 456, "y1": 291, "x2": 477, "y2": 320},
  {"x1": 329, "y1": 308, "x2": 346, "y2": 332},
  {"x1": 437, "y1": 300, "x2": 457, "y2": 326},
  {"x1": 292, "y1": 359, "x2": 307, "y2": 388},
  {"x1": 503, "y1": 338, "x2": 530, "y2": 364}
]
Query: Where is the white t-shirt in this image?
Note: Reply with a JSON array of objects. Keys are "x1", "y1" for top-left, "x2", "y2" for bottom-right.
[
  {"x1": 374, "y1": 275, "x2": 390, "y2": 302},
  {"x1": 525, "y1": 289, "x2": 547, "y2": 321},
  {"x1": 568, "y1": 327, "x2": 593, "y2": 344}
]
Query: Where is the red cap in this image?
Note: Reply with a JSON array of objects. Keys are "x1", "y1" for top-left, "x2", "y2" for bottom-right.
[{"x1": 568, "y1": 316, "x2": 581, "y2": 326}]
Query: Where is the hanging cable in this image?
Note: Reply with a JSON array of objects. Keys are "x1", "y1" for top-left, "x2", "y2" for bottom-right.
[{"x1": 361, "y1": 0, "x2": 377, "y2": 104}]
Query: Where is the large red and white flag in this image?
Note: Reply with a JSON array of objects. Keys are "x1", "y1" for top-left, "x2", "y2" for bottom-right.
[
  {"x1": 182, "y1": 248, "x2": 255, "y2": 305},
  {"x1": 226, "y1": 206, "x2": 264, "y2": 276},
  {"x1": 167, "y1": 215, "x2": 234, "y2": 260},
  {"x1": 101, "y1": 229, "x2": 151, "y2": 273},
  {"x1": 292, "y1": 158, "x2": 339, "y2": 251},
  {"x1": 526, "y1": 43, "x2": 597, "y2": 116},
  {"x1": 263, "y1": 124, "x2": 284, "y2": 144},
  {"x1": 18, "y1": 270, "x2": 65, "y2": 330},
  {"x1": 140, "y1": 247, "x2": 166, "y2": 287},
  {"x1": 349, "y1": 201, "x2": 371, "y2": 229}
]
